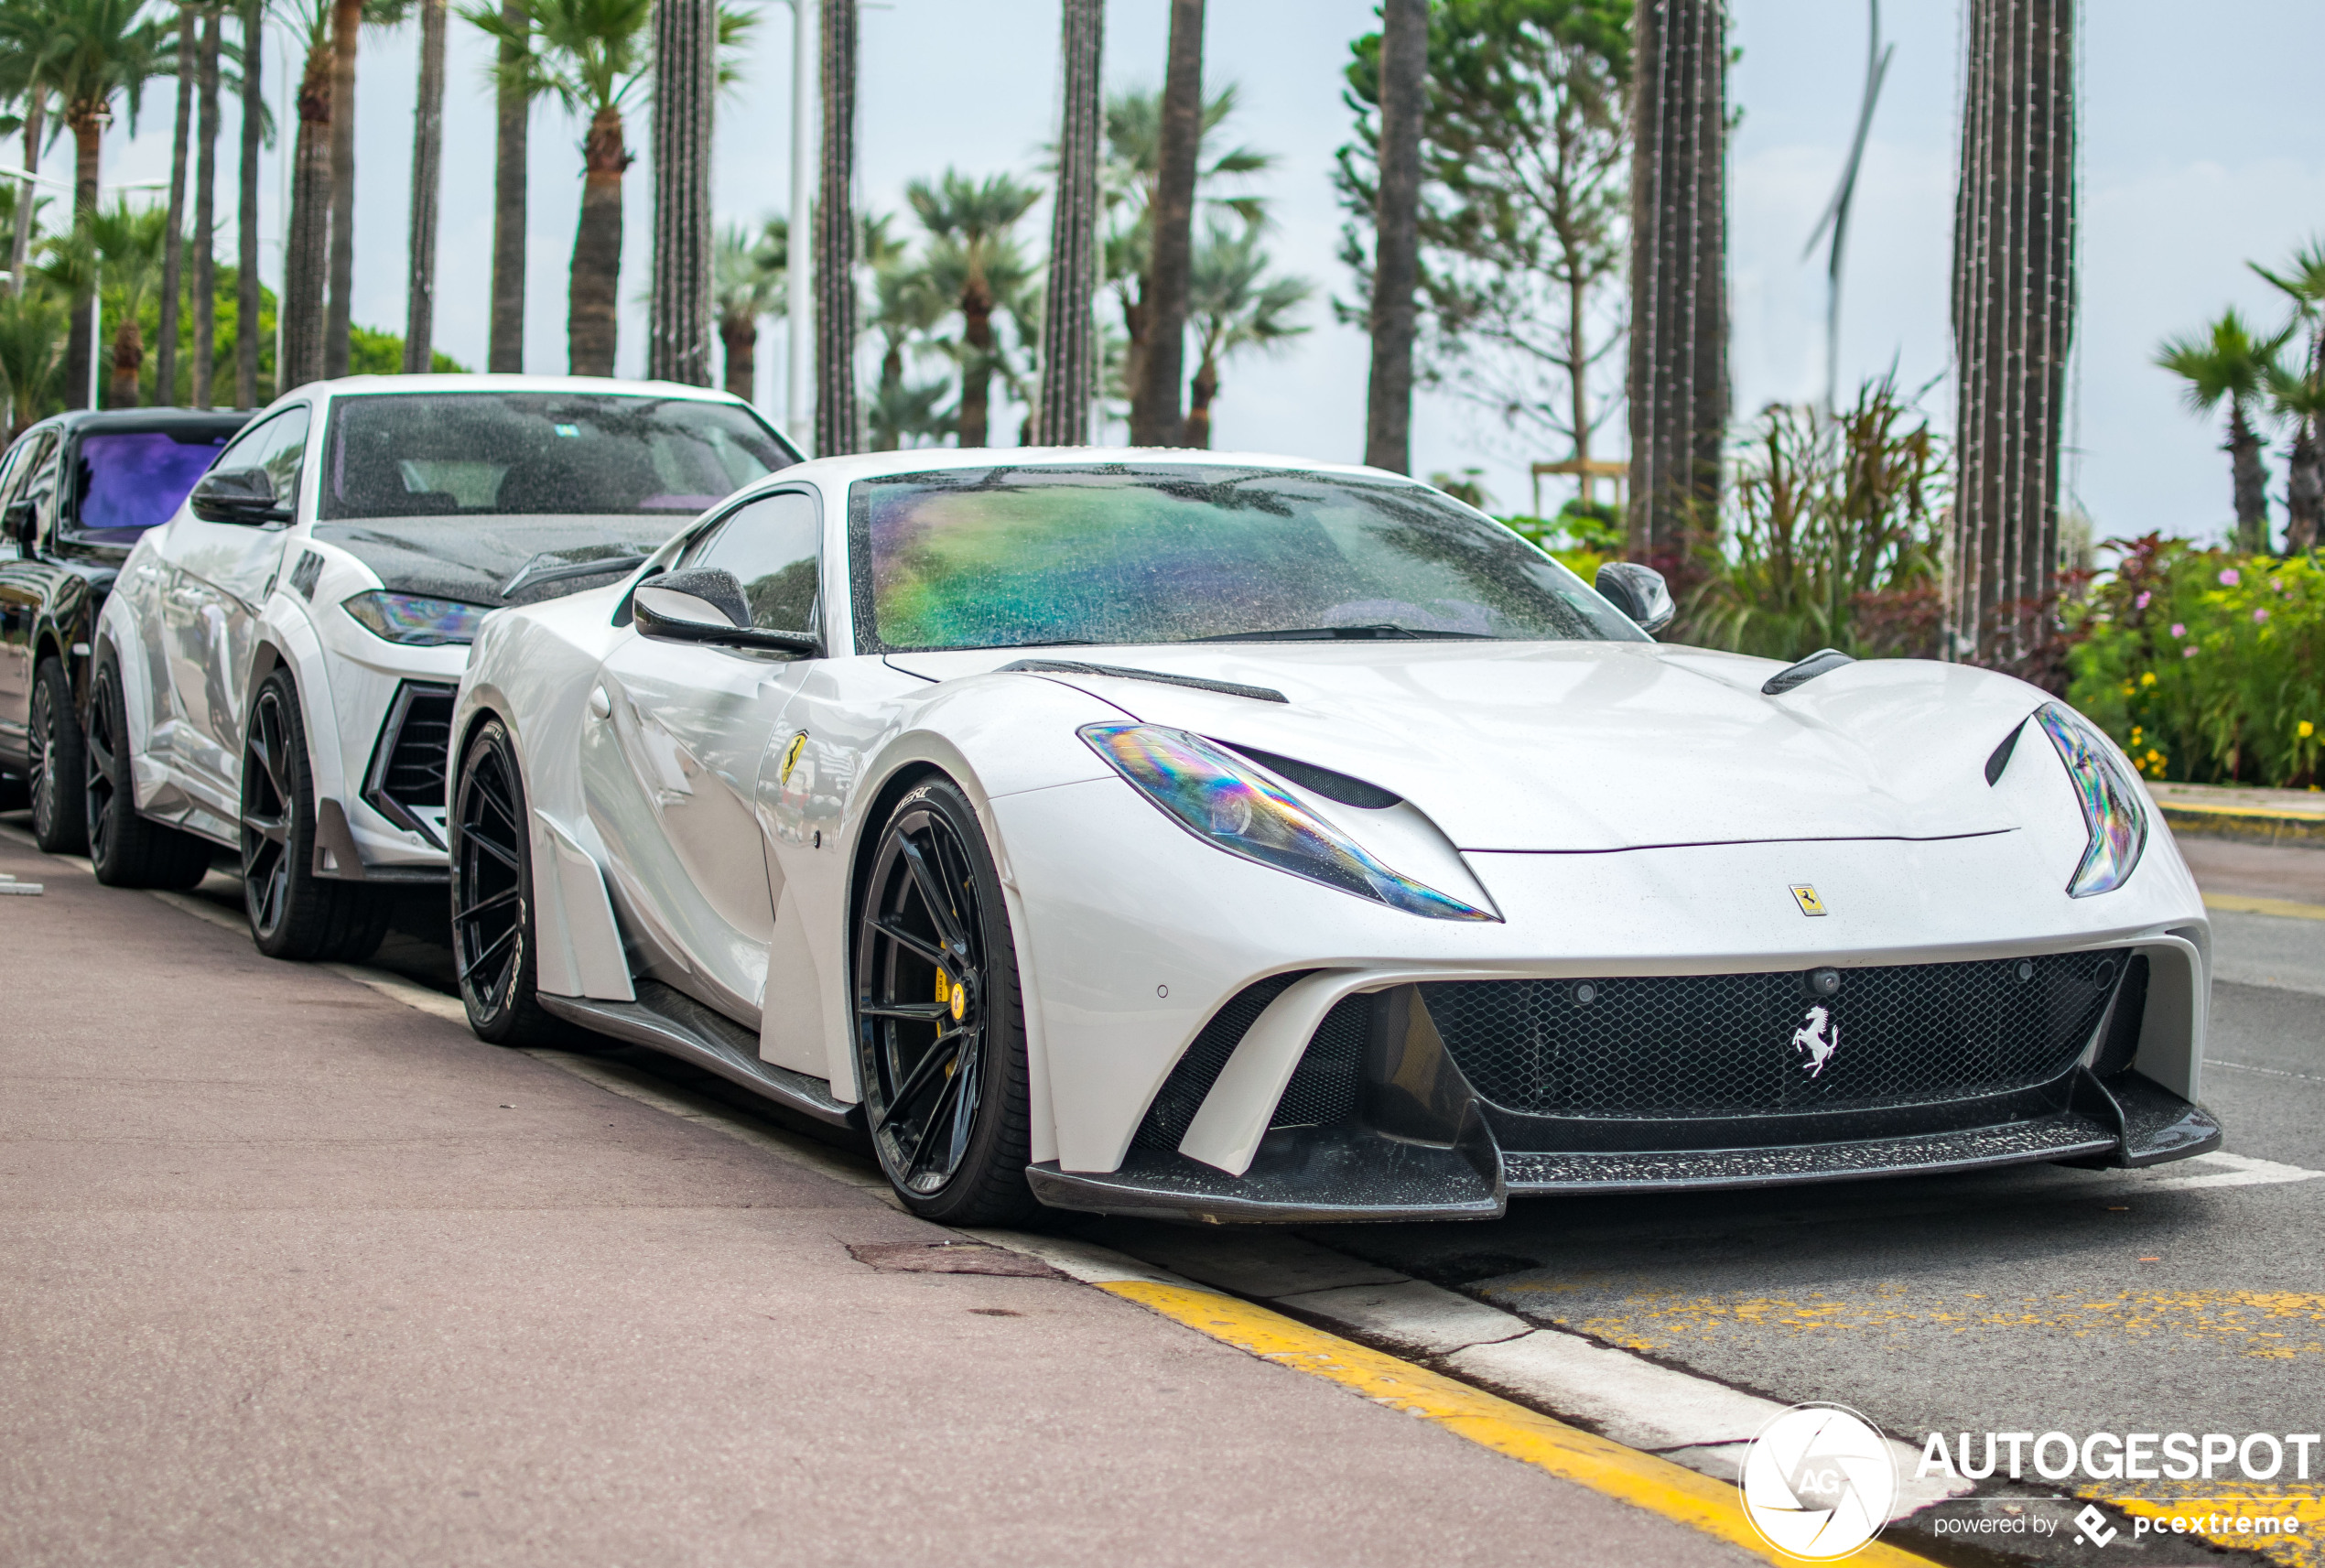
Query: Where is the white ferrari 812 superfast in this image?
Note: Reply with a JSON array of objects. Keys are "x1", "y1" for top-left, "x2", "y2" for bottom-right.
[{"x1": 449, "y1": 449, "x2": 2219, "y2": 1225}]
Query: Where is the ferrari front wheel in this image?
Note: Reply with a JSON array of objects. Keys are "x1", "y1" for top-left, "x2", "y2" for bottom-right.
[
  {"x1": 451, "y1": 718, "x2": 557, "y2": 1046},
  {"x1": 853, "y1": 779, "x2": 1036, "y2": 1226}
]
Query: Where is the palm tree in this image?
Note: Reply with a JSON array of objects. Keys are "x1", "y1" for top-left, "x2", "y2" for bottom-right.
[
  {"x1": 2157, "y1": 308, "x2": 2284, "y2": 555},
  {"x1": 404, "y1": 0, "x2": 446, "y2": 372},
  {"x1": 815, "y1": 0, "x2": 859, "y2": 456},
  {"x1": 0, "y1": 36, "x2": 46, "y2": 299},
  {"x1": 484, "y1": 0, "x2": 530, "y2": 372},
  {"x1": 1132, "y1": 0, "x2": 1205, "y2": 445},
  {"x1": 867, "y1": 237, "x2": 946, "y2": 451},
  {"x1": 646, "y1": 0, "x2": 712, "y2": 384},
  {"x1": 2, "y1": 0, "x2": 170, "y2": 407},
  {"x1": 1362, "y1": 0, "x2": 1423, "y2": 472},
  {"x1": 87, "y1": 198, "x2": 164, "y2": 404},
  {"x1": 1034, "y1": 0, "x2": 1102, "y2": 446},
  {"x1": 907, "y1": 169, "x2": 1040, "y2": 449},
  {"x1": 234, "y1": 0, "x2": 260, "y2": 404},
  {"x1": 278, "y1": 0, "x2": 332, "y2": 390},
  {"x1": 155, "y1": 3, "x2": 194, "y2": 402},
  {"x1": 712, "y1": 222, "x2": 781, "y2": 402},
  {"x1": 1183, "y1": 222, "x2": 1308, "y2": 448},
  {"x1": 0, "y1": 286, "x2": 65, "y2": 432},
  {"x1": 189, "y1": 6, "x2": 222, "y2": 404},
  {"x1": 2253, "y1": 239, "x2": 2325, "y2": 555}
]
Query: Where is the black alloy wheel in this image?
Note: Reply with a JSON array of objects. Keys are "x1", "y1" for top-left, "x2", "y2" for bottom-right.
[
  {"x1": 240, "y1": 668, "x2": 388, "y2": 961},
  {"x1": 84, "y1": 654, "x2": 210, "y2": 890},
  {"x1": 853, "y1": 779, "x2": 1035, "y2": 1225},
  {"x1": 27, "y1": 658, "x2": 87, "y2": 853},
  {"x1": 451, "y1": 718, "x2": 556, "y2": 1045}
]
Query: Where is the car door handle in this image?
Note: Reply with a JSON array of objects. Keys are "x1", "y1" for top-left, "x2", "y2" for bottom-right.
[{"x1": 587, "y1": 686, "x2": 611, "y2": 720}]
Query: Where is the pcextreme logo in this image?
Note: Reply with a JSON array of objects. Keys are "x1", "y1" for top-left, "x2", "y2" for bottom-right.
[{"x1": 1740, "y1": 1402, "x2": 1898, "y2": 1559}]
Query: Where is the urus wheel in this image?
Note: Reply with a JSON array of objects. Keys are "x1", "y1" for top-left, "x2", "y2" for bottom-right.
[
  {"x1": 240, "y1": 668, "x2": 388, "y2": 961},
  {"x1": 451, "y1": 717, "x2": 557, "y2": 1045},
  {"x1": 84, "y1": 654, "x2": 211, "y2": 890},
  {"x1": 28, "y1": 658, "x2": 88, "y2": 853},
  {"x1": 853, "y1": 779, "x2": 1035, "y2": 1225}
]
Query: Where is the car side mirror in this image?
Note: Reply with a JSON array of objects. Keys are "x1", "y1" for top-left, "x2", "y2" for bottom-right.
[
  {"x1": 1595, "y1": 561, "x2": 1675, "y2": 636},
  {"x1": 632, "y1": 567, "x2": 819, "y2": 656},
  {"x1": 3, "y1": 498, "x2": 32, "y2": 548},
  {"x1": 189, "y1": 466, "x2": 292, "y2": 525}
]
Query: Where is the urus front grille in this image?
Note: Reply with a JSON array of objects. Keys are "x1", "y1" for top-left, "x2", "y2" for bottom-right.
[{"x1": 1422, "y1": 951, "x2": 2126, "y2": 1119}]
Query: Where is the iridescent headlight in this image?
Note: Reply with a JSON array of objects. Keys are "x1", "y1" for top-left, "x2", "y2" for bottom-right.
[
  {"x1": 1080, "y1": 722, "x2": 1495, "y2": 921},
  {"x1": 2036, "y1": 701, "x2": 2148, "y2": 897},
  {"x1": 341, "y1": 590, "x2": 489, "y2": 647}
]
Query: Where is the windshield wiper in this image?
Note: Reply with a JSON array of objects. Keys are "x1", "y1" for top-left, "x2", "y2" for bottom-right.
[{"x1": 1187, "y1": 623, "x2": 1495, "y2": 643}]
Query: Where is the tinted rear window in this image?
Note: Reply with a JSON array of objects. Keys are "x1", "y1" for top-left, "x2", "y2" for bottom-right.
[
  {"x1": 319, "y1": 393, "x2": 796, "y2": 521},
  {"x1": 76, "y1": 429, "x2": 236, "y2": 535}
]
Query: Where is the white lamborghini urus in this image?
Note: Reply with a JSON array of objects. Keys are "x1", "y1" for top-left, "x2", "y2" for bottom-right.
[
  {"x1": 448, "y1": 449, "x2": 2219, "y2": 1225},
  {"x1": 92, "y1": 374, "x2": 799, "y2": 959}
]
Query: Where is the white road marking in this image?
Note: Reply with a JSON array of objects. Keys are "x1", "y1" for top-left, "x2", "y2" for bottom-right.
[
  {"x1": 2145, "y1": 1151, "x2": 2324, "y2": 1192},
  {"x1": 319, "y1": 962, "x2": 469, "y2": 1022},
  {"x1": 148, "y1": 889, "x2": 243, "y2": 931}
]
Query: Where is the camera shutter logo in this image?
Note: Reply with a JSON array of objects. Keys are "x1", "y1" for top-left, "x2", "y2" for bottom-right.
[{"x1": 1741, "y1": 1402, "x2": 1898, "y2": 1559}]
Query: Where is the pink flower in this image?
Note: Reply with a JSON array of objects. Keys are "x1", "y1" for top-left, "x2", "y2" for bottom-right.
[
  {"x1": 2134, "y1": 591, "x2": 2152, "y2": 610},
  {"x1": 2220, "y1": 568, "x2": 2242, "y2": 586},
  {"x1": 2183, "y1": 646, "x2": 2199, "y2": 658},
  {"x1": 2170, "y1": 622, "x2": 2186, "y2": 638},
  {"x1": 2255, "y1": 607, "x2": 2271, "y2": 622}
]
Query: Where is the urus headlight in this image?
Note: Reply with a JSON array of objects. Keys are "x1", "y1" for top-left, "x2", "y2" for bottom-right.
[
  {"x1": 2036, "y1": 702, "x2": 2147, "y2": 896},
  {"x1": 1081, "y1": 722, "x2": 1495, "y2": 921},
  {"x1": 342, "y1": 590, "x2": 489, "y2": 647}
]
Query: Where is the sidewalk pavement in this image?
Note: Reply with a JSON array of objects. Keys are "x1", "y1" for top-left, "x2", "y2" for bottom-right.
[
  {"x1": 0, "y1": 831, "x2": 1748, "y2": 1568},
  {"x1": 2150, "y1": 780, "x2": 2325, "y2": 849}
]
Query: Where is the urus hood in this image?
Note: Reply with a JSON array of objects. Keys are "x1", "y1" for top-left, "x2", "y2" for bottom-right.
[
  {"x1": 886, "y1": 642, "x2": 2051, "y2": 852},
  {"x1": 313, "y1": 514, "x2": 685, "y2": 607}
]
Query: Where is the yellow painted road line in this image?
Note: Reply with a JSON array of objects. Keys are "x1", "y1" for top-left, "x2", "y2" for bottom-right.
[
  {"x1": 2162, "y1": 802, "x2": 2325, "y2": 823},
  {"x1": 2205, "y1": 892, "x2": 2325, "y2": 923},
  {"x1": 1100, "y1": 1277, "x2": 1944, "y2": 1568}
]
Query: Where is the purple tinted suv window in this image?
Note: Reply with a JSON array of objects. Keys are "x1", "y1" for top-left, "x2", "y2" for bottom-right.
[{"x1": 76, "y1": 430, "x2": 233, "y2": 535}]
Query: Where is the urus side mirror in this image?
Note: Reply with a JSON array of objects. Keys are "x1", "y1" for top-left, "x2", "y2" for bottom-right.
[
  {"x1": 189, "y1": 466, "x2": 291, "y2": 525},
  {"x1": 1595, "y1": 561, "x2": 1675, "y2": 636}
]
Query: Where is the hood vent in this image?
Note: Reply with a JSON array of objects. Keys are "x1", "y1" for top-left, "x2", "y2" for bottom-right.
[
  {"x1": 1001, "y1": 658, "x2": 1287, "y2": 704},
  {"x1": 1224, "y1": 743, "x2": 1400, "y2": 809}
]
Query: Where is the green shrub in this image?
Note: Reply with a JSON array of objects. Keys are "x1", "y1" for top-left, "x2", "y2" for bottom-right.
[{"x1": 2067, "y1": 535, "x2": 2324, "y2": 787}]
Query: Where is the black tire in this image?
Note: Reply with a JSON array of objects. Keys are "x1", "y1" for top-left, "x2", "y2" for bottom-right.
[
  {"x1": 28, "y1": 658, "x2": 87, "y2": 853},
  {"x1": 451, "y1": 717, "x2": 559, "y2": 1045},
  {"x1": 85, "y1": 654, "x2": 211, "y2": 890},
  {"x1": 853, "y1": 779, "x2": 1036, "y2": 1226},
  {"x1": 240, "y1": 668, "x2": 389, "y2": 961}
]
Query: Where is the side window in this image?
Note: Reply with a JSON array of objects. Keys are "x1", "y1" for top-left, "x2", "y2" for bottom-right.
[
  {"x1": 0, "y1": 431, "x2": 38, "y2": 513},
  {"x1": 678, "y1": 491, "x2": 820, "y2": 633},
  {"x1": 19, "y1": 431, "x2": 63, "y2": 541},
  {"x1": 211, "y1": 406, "x2": 312, "y2": 514}
]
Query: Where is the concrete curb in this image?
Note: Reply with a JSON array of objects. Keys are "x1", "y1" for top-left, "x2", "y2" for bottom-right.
[{"x1": 2160, "y1": 800, "x2": 2325, "y2": 849}]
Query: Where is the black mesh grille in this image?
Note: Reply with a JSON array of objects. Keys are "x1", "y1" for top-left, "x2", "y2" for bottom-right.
[
  {"x1": 1422, "y1": 951, "x2": 2125, "y2": 1119},
  {"x1": 1271, "y1": 996, "x2": 1368, "y2": 1130},
  {"x1": 1134, "y1": 972, "x2": 1313, "y2": 1150},
  {"x1": 380, "y1": 687, "x2": 455, "y2": 807}
]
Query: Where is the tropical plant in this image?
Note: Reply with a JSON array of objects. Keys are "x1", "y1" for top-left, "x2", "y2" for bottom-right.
[
  {"x1": 0, "y1": 285, "x2": 65, "y2": 433},
  {"x1": 907, "y1": 168, "x2": 1040, "y2": 449},
  {"x1": 1182, "y1": 221, "x2": 1307, "y2": 448},
  {"x1": 2156, "y1": 308, "x2": 2287, "y2": 555},
  {"x1": 234, "y1": 0, "x2": 261, "y2": 403},
  {"x1": 2253, "y1": 238, "x2": 2325, "y2": 555},
  {"x1": 1131, "y1": 0, "x2": 1206, "y2": 444},
  {"x1": 154, "y1": 1, "x2": 195, "y2": 401},
  {"x1": 1337, "y1": 0, "x2": 1631, "y2": 482},
  {"x1": 404, "y1": 0, "x2": 447, "y2": 372},
  {"x1": 712, "y1": 221, "x2": 781, "y2": 402},
  {"x1": 865, "y1": 230, "x2": 950, "y2": 451},
  {"x1": 88, "y1": 198, "x2": 166, "y2": 405},
  {"x1": 1033, "y1": 0, "x2": 1102, "y2": 445},
  {"x1": 0, "y1": 0, "x2": 170, "y2": 405},
  {"x1": 483, "y1": 0, "x2": 529, "y2": 371},
  {"x1": 277, "y1": 0, "x2": 333, "y2": 390}
]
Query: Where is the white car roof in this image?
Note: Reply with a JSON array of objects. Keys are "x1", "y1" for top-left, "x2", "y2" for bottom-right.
[
  {"x1": 773, "y1": 446, "x2": 1421, "y2": 489},
  {"x1": 294, "y1": 373, "x2": 754, "y2": 404}
]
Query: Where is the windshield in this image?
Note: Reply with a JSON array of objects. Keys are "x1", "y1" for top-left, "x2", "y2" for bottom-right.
[
  {"x1": 319, "y1": 393, "x2": 795, "y2": 521},
  {"x1": 848, "y1": 463, "x2": 1645, "y2": 653},
  {"x1": 76, "y1": 428, "x2": 236, "y2": 535}
]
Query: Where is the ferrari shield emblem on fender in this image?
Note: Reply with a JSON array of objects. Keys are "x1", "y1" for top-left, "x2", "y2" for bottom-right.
[
  {"x1": 1789, "y1": 883, "x2": 1827, "y2": 916},
  {"x1": 780, "y1": 730, "x2": 807, "y2": 785}
]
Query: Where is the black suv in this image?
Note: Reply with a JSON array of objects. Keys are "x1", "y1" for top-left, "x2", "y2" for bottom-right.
[{"x1": 0, "y1": 408, "x2": 252, "y2": 849}]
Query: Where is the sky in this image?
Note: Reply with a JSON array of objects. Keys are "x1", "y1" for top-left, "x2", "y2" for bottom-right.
[{"x1": 78, "y1": 0, "x2": 2325, "y2": 547}]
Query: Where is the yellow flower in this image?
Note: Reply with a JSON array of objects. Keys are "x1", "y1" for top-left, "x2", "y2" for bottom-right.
[
  {"x1": 2139, "y1": 671, "x2": 2157, "y2": 687},
  {"x1": 2302, "y1": 720, "x2": 2317, "y2": 740}
]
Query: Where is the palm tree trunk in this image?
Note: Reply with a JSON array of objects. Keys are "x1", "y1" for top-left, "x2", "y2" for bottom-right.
[
  {"x1": 2288, "y1": 418, "x2": 2322, "y2": 556},
  {"x1": 1184, "y1": 351, "x2": 1218, "y2": 449},
  {"x1": 958, "y1": 289, "x2": 992, "y2": 448},
  {"x1": 488, "y1": 0, "x2": 528, "y2": 372},
  {"x1": 1946, "y1": 0, "x2": 2075, "y2": 673},
  {"x1": 719, "y1": 315, "x2": 753, "y2": 401},
  {"x1": 282, "y1": 43, "x2": 335, "y2": 392},
  {"x1": 2228, "y1": 406, "x2": 2270, "y2": 553},
  {"x1": 66, "y1": 113, "x2": 102, "y2": 409},
  {"x1": 1034, "y1": 0, "x2": 1103, "y2": 446},
  {"x1": 192, "y1": 9, "x2": 222, "y2": 406},
  {"x1": 567, "y1": 106, "x2": 628, "y2": 376},
  {"x1": 110, "y1": 318, "x2": 142, "y2": 406},
  {"x1": 323, "y1": 0, "x2": 361, "y2": 378},
  {"x1": 1627, "y1": 0, "x2": 1729, "y2": 567},
  {"x1": 814, "y1": 0, "x2": 860, "y2": 456},
  {"x1": 157, "y1": 4, "x2": 197, "y2": 405},
  {"x1": 403, "y1": 0, "x2": 446, "y2": 373},
  {"x1": 9, "y1": 91, "x2": 42, "y2": 300},
  {"x1": 1131, "y1": 0, "x2": 1203, "y2": 446},
  {"x1": 648, "y1": 0, "x2": 715, "y2": 384},
  {"x1": 1362, "y1": 0, "x2": 1425, "y2": 474},
  {"x1": 236, "y1": 0, "x2": 263, "y2": 406}
]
